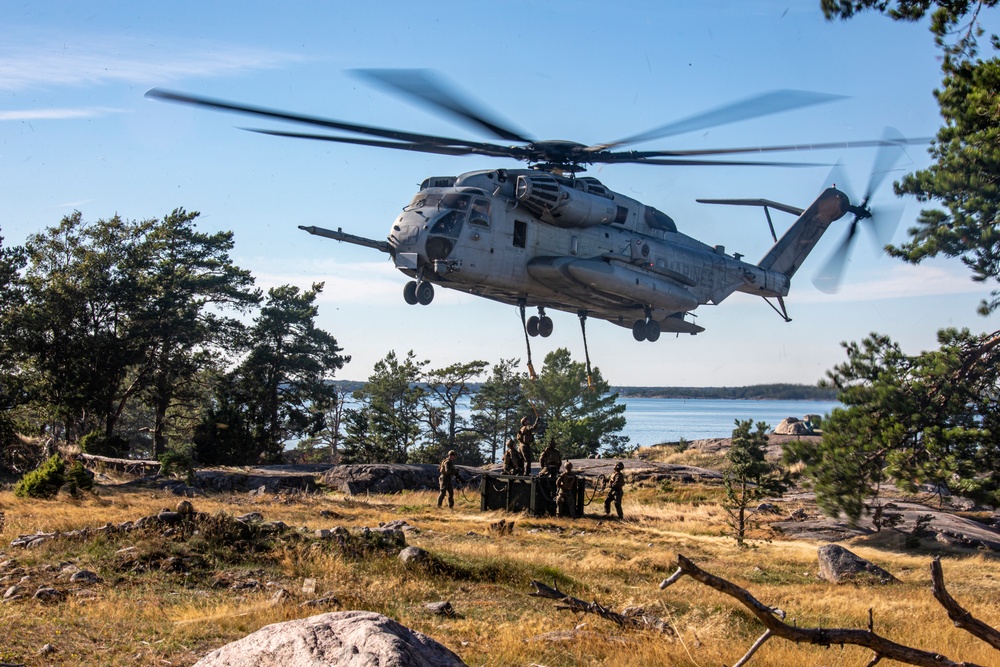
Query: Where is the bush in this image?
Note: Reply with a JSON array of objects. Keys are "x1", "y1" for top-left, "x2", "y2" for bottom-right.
[
  {"x1": 14, "y1": 454, "x2": 65, "y2": 498},
  {"x1": 79, "y1": 432, "x2": 129, "y2": 458},
  {"x1": 64, "y1": 460, "x2": 95, "y2": 494},
  {"x1": 158, "y1": 451, "x2": 195, "y2": 484}
]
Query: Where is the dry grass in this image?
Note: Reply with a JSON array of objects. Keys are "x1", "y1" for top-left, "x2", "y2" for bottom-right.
[{"x1": 1, "y1": 483, "x2": 998, "y2": 667}]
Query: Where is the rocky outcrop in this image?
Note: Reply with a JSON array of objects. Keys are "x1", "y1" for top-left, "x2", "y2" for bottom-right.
[
  {"x1": 192, "y1": 610, "x2": 467, "y2": 667},
  {"x1": 774, "y1": 417, "x2": 812, "y2": 435},
  {"x1": 817, "y1": 545, "x2": 897, "y2": 584},
  {"x1": 322, "y1": 464, "x2": 477, "y2": 495}
]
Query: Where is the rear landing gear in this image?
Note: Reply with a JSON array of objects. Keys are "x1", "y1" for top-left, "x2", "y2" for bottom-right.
[
  {"x1": 403, "y1": 280, "x2": 434, "y2": 305},
  {"x1": 632, "y1": 312, "x2": 660, "y2": 342}
]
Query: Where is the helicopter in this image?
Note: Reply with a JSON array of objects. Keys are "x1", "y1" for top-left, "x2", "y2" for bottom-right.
[{"x1": 146, "y1": 71, "x2": 918, "y2": 364}]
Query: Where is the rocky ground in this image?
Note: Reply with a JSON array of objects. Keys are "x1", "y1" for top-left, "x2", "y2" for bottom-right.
[{"x1": 86, "y1": 434, "x2": 1000, "y2": 555}]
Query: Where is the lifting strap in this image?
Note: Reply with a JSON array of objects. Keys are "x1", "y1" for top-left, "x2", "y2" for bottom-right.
[
  {"x1": 578, "y1": 311, "x2": 595, "y2": 390},
  {"x1": 519, "y1": 302, "x2": 538, "y2": 381}
]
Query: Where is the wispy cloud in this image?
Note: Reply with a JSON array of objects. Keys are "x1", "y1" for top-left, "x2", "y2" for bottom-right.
[
  {"x1": 0, "y1": 107, "x2": 126, "y2": 121},
  {"x1": 0, "y1": 32, "x2": 307, "y2": 92},
  {"x1": 797, "y1": 263, "x2": 989, "y2": 303}
]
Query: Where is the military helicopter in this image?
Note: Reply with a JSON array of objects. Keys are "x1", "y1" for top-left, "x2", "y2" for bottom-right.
[{"x1": 146, "y1": 71, "x2": 917, "y2": 368}]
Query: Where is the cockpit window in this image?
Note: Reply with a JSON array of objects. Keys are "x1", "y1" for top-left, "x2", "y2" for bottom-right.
[
  {"x1": 405, "y1": 192, "x2": 472, "y2": 212},
  {"x1": 469, "y1": 198, "x2": 490, "y2": 226},
  {"x1": 430, "y1": 209, "x2": 466, "y2": 237}
]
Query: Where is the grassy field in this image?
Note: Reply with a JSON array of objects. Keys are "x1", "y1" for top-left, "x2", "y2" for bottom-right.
[{"x1": 1, "y1": 480, "x2": 998, "y2": 667}]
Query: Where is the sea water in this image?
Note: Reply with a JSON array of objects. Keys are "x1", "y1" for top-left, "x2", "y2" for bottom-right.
[{"x1": 618, "y1": 397, "x2": 841, "y2": 447}]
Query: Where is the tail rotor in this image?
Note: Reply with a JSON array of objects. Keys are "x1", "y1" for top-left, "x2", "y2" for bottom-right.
[{"x1": 812, "y1": 127, "x2": 908, "y2": 294}]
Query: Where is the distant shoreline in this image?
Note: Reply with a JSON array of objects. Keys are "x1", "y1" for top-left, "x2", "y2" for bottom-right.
[
  {"x1": 330, "y1": 380, "x2": 837, "y2": 402},
  {"x1": 615, "y1": 384, "x2": 836, "y2": 401}
]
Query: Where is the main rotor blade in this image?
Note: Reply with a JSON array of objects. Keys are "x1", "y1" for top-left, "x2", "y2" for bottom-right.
[
  {"x1": 604, "y1": 136, "x2": 931, "y2": 160},
  {"x1": 591, "y1": 89, "x2": 846, "y2": 151},
  {"x1": 604, "y1": 156, "x2": 826, "y2": 167},
  {"x1": 146, "y1": 88, "x2": 495, "y2": 151},
  {"x1": 353, "y1": 69, "x2": 532, "y2": 143},
  {"x1": 243, "y1": 129, "x2": 502, "y2": 157}
]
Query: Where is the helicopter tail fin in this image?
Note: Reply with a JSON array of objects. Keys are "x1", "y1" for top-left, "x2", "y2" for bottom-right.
[{"x1": 757, "y1": 188, "x2": 850, "y2": 278}]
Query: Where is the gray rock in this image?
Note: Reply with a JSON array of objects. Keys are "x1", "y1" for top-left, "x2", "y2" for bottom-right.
[
  {"x1": 33, "y1": 586, "x2": 64, "y2": 602},
  {"x1": 398, "y1": 546, "x2": 430, "y2": 565},
  {"x1": 69, "y1": 570, "x2": 101, "y2": 584},
  {"x1": 192, "y1": 610, "x2": 466, "y2": 666},
  {"x1": 774, "y1": 417, "x2": 812, "y2": 435},
  {"x1": 425, "y1": 601, "x2": 455, "y2": 617},
  {"x1": 236, "y1": 512, "x2": 265, "y2": 524},
  {"x1": 4, "y1": 584, "x2": 23, "y2": 599},
  {"x1": 756, "y1": 503, "x2": 781, "y2": 514},
  {"x1": 817, "y1": 545, "x2": 897, "y2": 584},
  {"x1": 157, "y1": 510, "x2": 183, "y2": 525}
]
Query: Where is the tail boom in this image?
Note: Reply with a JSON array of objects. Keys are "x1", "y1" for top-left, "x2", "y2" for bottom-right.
[{"x1": 757, "y1": 188, "x2": 851, "y2": 278}]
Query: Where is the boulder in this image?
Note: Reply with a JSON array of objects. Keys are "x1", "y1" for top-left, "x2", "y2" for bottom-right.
[
  {"x1": 192, "y1": 610, "x2": 466, "y2": 667},
  {"x1": 398, "y1": 546, "x2": 429, "y2": 565},
  {"x1": 817, "y1": 545, "x2": 897, "y2": 584},
  {"x1": 774, "y1": 417, "x2": 812, "y2": 435}
]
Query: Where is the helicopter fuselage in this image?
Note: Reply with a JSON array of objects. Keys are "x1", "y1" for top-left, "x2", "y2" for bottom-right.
[{"x1": 301, "y1": 167, "x2": 851, "y2": 341}]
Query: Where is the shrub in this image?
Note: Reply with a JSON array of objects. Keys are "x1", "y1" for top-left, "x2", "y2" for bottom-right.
[
  {"x1": 64, "y1": 460, "x2": 95, "y2": 494},
  {"x1": 158, "y1": 451, "x2": 194, "y2": 480},
  {"x1": 14, "y1": 454, "x2": 65, "y2": 498}
]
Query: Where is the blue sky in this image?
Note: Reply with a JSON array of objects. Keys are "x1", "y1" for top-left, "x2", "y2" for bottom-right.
[{"x1": 3, "y1": 1, "x2": 997, "y2": 386}]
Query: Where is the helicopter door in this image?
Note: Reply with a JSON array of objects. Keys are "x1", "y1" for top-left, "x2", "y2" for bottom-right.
[{"x1": 457, "y1": 197, "x2": 494, "y2": 282}]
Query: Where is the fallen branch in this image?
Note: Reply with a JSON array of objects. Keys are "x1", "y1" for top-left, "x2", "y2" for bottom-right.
[
  {"x1": 931, "y1": 557, "x2": 1000, "y2": 650},
  {"x1": 659, "y1": 554, "x2": 986, "y2": 667},
  {"x1": 528, "y1": 580, "x2": 671, "y2": 634}
]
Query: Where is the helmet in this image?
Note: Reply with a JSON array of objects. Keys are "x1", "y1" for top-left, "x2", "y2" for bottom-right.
[
  {"x1": 564, "y1": 461, "x2": 573, "y2": 470},
  {"x1": 614, "y1": 462, "x2": 624, "y2": 471},
  {"x1": 521, "y1": 416, "x2": 531, "y2": 426}
]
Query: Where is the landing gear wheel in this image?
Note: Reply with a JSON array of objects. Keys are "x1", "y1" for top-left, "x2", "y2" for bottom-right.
[
  {"x1": 403, "y1": 281, "x2": 418, "y2": 305},
  {"x1": 632, "y1": 320, "x2": 647, "y2": 342},
  {"x1": 526, "y1": 315, "x2": 540, "y2": 337},
  {"x1": 645, "y1": 320, "x2": 661, "y2": 342},
  {"x1": 538, "y1": 316, "x2": 553, "y2": 337},
  {"x1": 416, "y1": 281, "x2": 434, "y2": 305}
]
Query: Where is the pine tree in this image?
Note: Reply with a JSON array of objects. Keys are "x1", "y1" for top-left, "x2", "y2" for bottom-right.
[{"x1": 724, "y1": 420, "x2": 788, "y2": 547}]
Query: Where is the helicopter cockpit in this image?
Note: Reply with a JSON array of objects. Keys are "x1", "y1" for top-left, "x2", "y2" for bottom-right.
[{"x1": 400, "y1": 191, "x2": 491, "y2": 262}]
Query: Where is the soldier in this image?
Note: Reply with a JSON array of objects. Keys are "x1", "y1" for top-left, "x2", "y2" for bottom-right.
[
  {"x1": 501, "y1": 437, "x2": 523, "y2": 475},
  {"x1": 437, "y1": 450, "x2": 459, "y2": 509},
  {"x1": 604, "y1": 461, "x2": 626, "y2": 519},
  {"x1": 516, "y1": 415, "x2": 537, "y2": 476},
  {"x1": 538, "y1": 437, "x2": 562, "y2": 477},
  {"x1": 555, "y1": 461, "x2": 578, "y2": 518}
]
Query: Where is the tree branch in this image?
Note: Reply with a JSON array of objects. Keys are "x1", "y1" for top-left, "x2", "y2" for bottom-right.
[
  {"x1": 659, "y1": 554, "x2": 987, "y2": 667},
  {"x1": 529, "y1": 580, "x2": 671, "y2": 634},
  {"x1": 931, "y1": 557, "x2": 1000, "y2": 650}
]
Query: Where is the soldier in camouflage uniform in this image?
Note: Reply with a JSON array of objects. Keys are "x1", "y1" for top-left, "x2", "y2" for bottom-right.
[
  {"x1": 516, "y1": 415, "x2": 537, "y2": 476},
  {"x1": 604, "y1": 461, "x2": 626, "y2": 519},
  {"x1": 501, "y1": 437, "x2": 523, "y2": 475},
  {"x1": 555, "y1": 461, "x2": 578, "y2": 518},
  {"x1": 437, "y1": 450, "x2": 459, "y2": 509},
  {"x1": 537, "y1": 437, "x2": 562, "y2": 477}
]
